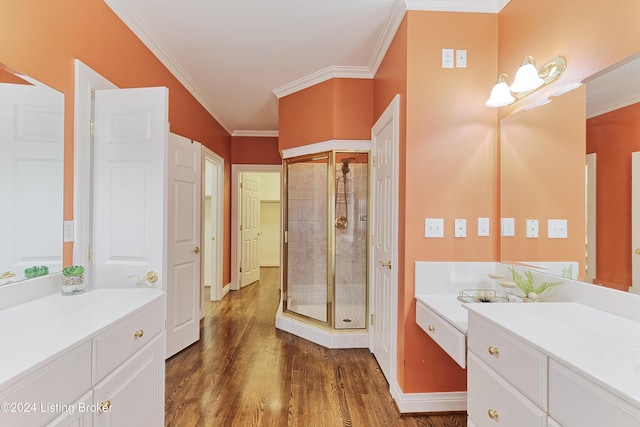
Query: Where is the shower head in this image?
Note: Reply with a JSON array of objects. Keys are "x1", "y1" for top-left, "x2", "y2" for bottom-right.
[{"x1": 341, "y1": 157, "x2": 356, "y2": 175}]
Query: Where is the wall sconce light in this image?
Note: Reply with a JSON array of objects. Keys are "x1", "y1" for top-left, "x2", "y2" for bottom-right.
[{"x1": 486, "y1": 55, "x2": 566, "y2": 107}]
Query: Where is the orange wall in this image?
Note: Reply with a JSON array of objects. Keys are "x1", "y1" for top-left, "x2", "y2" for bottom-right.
[
  {"x1": 586, "y1": 102, "x2": 640, "y2": 291},
  {"x1": 500, "y1": 87, "x2": 586, "y2": 273},
  {"x1": 1, "y1": 0, "x2": 232, "y2": 285},
  {"x1": 231, "y1": 136, "x2": 281, "y2": 165},
  {"x1": 278, "y1": 78, "x2": 373, "y2": 150},
  {"x1": 396, "y1": 11, "x2": 498, "y2": 393}
]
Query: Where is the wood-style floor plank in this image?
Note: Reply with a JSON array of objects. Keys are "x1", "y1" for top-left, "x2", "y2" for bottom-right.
[{"x1": 165, "y1": 268, "x2": 467, "y2": 427}]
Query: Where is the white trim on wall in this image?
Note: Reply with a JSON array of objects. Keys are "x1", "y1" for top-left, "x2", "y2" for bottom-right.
[
  {"x1": 203, "y1": 147, "x2": 225, "y2": 302},
  {"x1": 281, "y1": 139, "x2": 371, "y2": 159},
  {"x1": 73, "y1": 60, "x2": 117, "y2": 282}
]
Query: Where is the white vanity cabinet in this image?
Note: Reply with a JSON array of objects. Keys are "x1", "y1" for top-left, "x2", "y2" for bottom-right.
[
  {"x1": 415, "y1": 300, "x2": 467, "y2": 368},
  {"x1": 467, "y1": 303, "x2": 640, "y2": 427},
  {"x1": 0, "y1": 289, "x2": 165, "y2": 427}
]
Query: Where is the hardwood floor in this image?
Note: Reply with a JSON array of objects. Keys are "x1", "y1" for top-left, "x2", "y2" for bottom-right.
[{"x1": 165, "y1": 268, "x2": 466, "y2": 427}]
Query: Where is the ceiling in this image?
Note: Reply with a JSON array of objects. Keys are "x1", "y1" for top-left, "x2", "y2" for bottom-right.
[{"x1": 104, "y1": 0, "x2": 510, "y2": 136}]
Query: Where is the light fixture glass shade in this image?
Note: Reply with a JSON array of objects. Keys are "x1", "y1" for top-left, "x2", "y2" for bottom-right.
[
  {"x1": 509, "y1": 56, "x2": 544, "y2": 93},
  {"x1": 485, "y1": 74, "x2": 515, "y2": 107}
]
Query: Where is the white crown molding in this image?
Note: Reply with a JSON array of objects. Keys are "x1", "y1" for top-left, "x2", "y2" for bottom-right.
[
  {"x1": 272, "y1": 65, "x2": 372, "y2": 99},
  {"x1": 405, "y1": 0, "x2": 510, "y2": 13},
  {"x1": 368, "y1": 0, "x2": 408, "y2": 76},
  {"x1": 232, "y1": 130, "x2": 279, "y2": 138},
  {"x1": 281, "y1": 139, "x2": 371, "y2": 159},
  {"x1": 587, "y1": 93, "x2": 640, "y2": 119},
  {"x1": 103, "y1": 0, "x2": 233, "y2": 135}
]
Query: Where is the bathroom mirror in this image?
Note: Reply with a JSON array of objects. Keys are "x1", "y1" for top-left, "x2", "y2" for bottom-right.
[
  {"x1": 500, "y1": 52, "x2": 640, "y2": 291},
  {"x1": 0, "y1": 63, "x2": 64, "y2": 286}
]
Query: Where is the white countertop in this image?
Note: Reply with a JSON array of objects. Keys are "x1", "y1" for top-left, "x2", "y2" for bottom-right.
[
  {"x1": 0, "y1": 288, "x2": 164, "y2": 389},
  {"x1": 466, "y1": 302, "x2": 640, "y2": 409},
  {"x1": 415, "y1": 294, "x2": 469, "y2": 332}
]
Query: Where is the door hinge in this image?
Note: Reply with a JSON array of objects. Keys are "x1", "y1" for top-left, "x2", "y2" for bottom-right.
[
  {"x1": 240, "y1": 182, "x2": 243, "y2": 189},
  {"x1": 284, "y1": 230, "x2": 288, "y2": 243},
  {"x1": 88, "y1": 245, "x2": 93, "y2": 262},
  {"x1": 372, "y1": 156, "x2": 377, "y2": 167},
  {"x1": 370, "y1": 314, "x2": 375, "y2": 326},
  {"x1": 239, "y1": 265, "x2": 242, "y2": 273},
  {"x1": 240, "y1": 224, "x2": 243, "y2": 231},
  {"x1": 90, "y1": 120, "x2": 95, "y2": 137}
]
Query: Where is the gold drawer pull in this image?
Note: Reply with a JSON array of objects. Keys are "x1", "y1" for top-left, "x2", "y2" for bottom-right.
[
  {"x1": 488, "y1": 409, "x2": 499, "y2": 420},
  {"x1": 134, "y1": 329, "x2": 144, "y2": 338},
  {"x1": 428, "y1": 325, "x2": 436, "y2": 332},
  {"x1": 488, "y1": 346, "x2": 499, "y2": 356},
  {"x1": 99, "y1": 400, "x2": 111, "y2": 413}
]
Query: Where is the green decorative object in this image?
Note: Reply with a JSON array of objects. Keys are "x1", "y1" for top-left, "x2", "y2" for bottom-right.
[
  {"x1": 24, "y1": 265, "x2": 49, "y2": 279},
  {"x1": 62, "y1": 265, "x2": 85, "y2": 295},
  {"x1": 509, "y1": 266, "x2": 562, "y2": 301}
]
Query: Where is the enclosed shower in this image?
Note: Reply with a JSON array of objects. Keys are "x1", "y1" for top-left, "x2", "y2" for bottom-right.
[{"x1": 283, "y1": 151, "x2": 368, "y2": 330}]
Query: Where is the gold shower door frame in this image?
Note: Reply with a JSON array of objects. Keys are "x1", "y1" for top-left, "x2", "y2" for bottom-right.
[{"x1": 282, "y1": 151, "x2": 369, "y2": 330}]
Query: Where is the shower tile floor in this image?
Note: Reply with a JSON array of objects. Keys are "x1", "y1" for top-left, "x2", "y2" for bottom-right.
[{"x1": 287, "y1": 284, "x2": 366, "y2": 329}]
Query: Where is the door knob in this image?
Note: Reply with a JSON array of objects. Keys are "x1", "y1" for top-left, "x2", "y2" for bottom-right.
[
  {"x1": 379, "y1": 260, "x2": 392, "y2": 269},
  {"x1": 193, "y1": 246, "x2": 201, "y2": 254},
  {"x1": 127, "y1": 271, "x2": 158, "y2": 284},
  {"x1": 635, "y1": 248, "x2": 640, "y2": 255}
]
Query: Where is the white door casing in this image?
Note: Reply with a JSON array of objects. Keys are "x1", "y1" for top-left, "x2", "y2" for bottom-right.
[
  {"x1": 631, "y1": 152, "x2": 640, "y2": 294},
  {"x1": 585, "y1": 153, "x2": 596, "y2": 285},
  {"x1": 203, "y1": 147, "x2": 225, "y2": 301},
  {"x1": 92, "y1": 87, "x2": 168, "y2": 290},
  {"x1": 369, "y1": 95, "x2": 400, "y2": 386},
  {"x1": 166, "y1": 133, "x2": 201, "y2": 358},
  {"x1": 240, "y1": 173, "x2": 261, "y2": 287}
]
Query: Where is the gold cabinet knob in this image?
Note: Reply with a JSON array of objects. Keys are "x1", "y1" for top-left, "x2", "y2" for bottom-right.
[
  {"x1": 635, "y1": 248, "x2": 640, "y2": 255},
  {"x1": 99, "y1": 400, "x2": 111, "y2": 413},
  {"x1": 428, "y1": 325, "x2": 436, "y2": 332},
  {"x1": 134, "y1": 329, "x2": 144, "y2": 338},
  {"x1": 193, "y1": 246, "x2": 201, "y2": 254},
  {"x1": 488, "y1": 409, "x2": 499, "y2": 420},
  {"x1": 488, "y1": 346, "x2": 500, "y2": 356},
  {"x1": 0, "y1": 271, "x2": 16, "y2": 279}
]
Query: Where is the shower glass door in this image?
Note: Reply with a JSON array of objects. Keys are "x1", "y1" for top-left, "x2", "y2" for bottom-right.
[{"x1": 284, "y1": 154, "x2": 329, "y2": 323}]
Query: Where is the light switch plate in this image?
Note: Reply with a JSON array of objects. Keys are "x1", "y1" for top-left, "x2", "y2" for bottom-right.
[
  {"x1": 477, "y1": 217, "x2": 490, "y2": 237},
  {"x1": 425, "y1": 218, "x2": 444, "y2": 238},
  {"x1": 501, "y1": 218, "x2": 515, "y2": 237},
  {"x1": 548, "y1": 219, "x2": 568, "y2": 238},
  {"x1": 456, "y1": 49, "x2": 467, "y2": 68},
  {"x1": 454, "y1": 218, "x2": 466, "y2": 238},
  {"x1": 63, "y1": 220, "x2": 74, "y2": 243},
  {"x1": 441, "y1": 48, "x2": 454, "y2": 68},
  {"x1": 526, "y1": 219, "x2": 539, "y2": 238}
]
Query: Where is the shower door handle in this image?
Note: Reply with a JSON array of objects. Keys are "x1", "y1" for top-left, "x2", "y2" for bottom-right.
[{"x1": 379, "y1": 260, "x2": 392, "y2": 269}]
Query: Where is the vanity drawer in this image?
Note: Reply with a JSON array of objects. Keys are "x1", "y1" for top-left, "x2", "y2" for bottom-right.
[
  {"x1": 468, "y1": 312, "x2": 547, "y2": 410},
  {"x1": 93, "y1": 298, "x2": 163, "y2": 383},
  {"x1": 0, "y1": 341, "x2": 91, "y2": 426},
  {"x1": 549, "y1": 359, "x2": 640, "y2": 427},
  {"x1": 416, "y1": 301, "x2": 466, "y2": 368},
  {"x1": 468, "y1": 352, "x2": 546, "y2": 427}
]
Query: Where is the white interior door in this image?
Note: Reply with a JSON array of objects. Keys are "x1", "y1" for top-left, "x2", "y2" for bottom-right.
[
  {"x1": 93, "y1": 87, "x2": 168, "y2": 289},
  {"x1": 204, "y1": 149, "x2": 224, "y2": 301},
  {"x1": 370, "y1": 96, "x2": 399, "y2": 384},
  {"x1": 0, "y1": 82, "x2": 63, "y2": 278},
  {"x1": 166, "y1": 133, "x2": 201, "y2": 357},
  {"x1": 631, "y1": 152, "x2": 640, "y2": 294},
  {"x1": 240, "y1": 173, "x2": 261, "y2": 287}
]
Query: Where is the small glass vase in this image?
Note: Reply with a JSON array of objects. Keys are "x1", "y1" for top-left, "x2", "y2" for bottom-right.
[{"x1": 62, "y1": 274, "x2": 85, "y2": 295}]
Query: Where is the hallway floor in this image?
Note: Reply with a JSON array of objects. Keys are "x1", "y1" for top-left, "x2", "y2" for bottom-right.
[{"x1": 165, "y1": 268, "x2": 466, "y2": 427}]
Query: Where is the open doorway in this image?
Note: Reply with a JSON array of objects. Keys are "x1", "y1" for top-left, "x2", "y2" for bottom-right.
[{"x1": 231, "y1": 165, "x2": 282, "y2": 291}]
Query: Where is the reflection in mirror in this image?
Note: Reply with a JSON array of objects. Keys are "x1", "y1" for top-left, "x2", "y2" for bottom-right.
[
  {"x1": 585, "y1": 53, "x2": 640, "y2": 292},
  {"x1": 500, "y1": 52, "x2": 640, "y2": 293},
  {"x1": 0, "y1": 63, "x2": 64, "y2": 286},
  {"x1": 500, "y1": 85, "x2": 586, "y2": 280}
]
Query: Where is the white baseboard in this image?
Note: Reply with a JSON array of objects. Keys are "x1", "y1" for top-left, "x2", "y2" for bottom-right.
[
  {"x1": 222, "y1": 282, "x2": 231, "y2": 298},
  {"x1": 391, "y1": 381, "x2": 467, "y2": 413}
]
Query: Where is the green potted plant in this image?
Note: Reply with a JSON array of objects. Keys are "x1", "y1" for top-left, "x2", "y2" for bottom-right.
[{"x1": 62, "y1": 265, "x2": 85, "y2": 295}]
